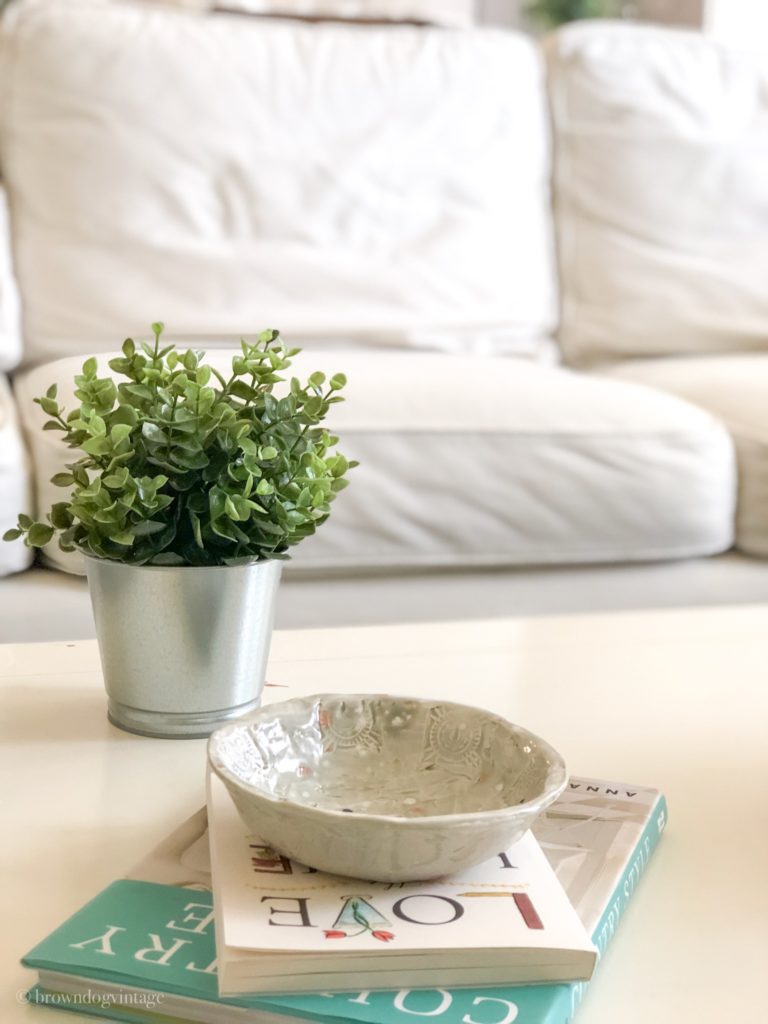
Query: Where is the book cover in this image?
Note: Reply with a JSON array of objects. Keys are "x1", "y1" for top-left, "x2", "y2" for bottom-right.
[
  {"x1": 207, "y1": 775, "x2": 596, "y2": 994},
  {"x1": 23, "y1": 777, "x2": 666, "y2": 1024}
]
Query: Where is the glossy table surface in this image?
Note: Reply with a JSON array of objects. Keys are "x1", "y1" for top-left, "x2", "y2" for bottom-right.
[{"x1": 3, "y1": 605, "x2": 767, "y2": 1022}]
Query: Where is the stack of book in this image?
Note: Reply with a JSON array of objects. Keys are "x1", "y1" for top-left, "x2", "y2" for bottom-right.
[{"x1": 21, "y1": 773, "x2": 667, "y2": 1024}]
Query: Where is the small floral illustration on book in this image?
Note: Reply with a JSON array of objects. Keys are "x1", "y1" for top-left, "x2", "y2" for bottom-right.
[{"x1": 325, "y1": 897, "x2": 395, "y2": 942}]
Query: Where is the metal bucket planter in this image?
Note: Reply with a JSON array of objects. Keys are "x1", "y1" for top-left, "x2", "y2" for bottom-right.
[{"x1": 84, "y1": 556, "x2": 282, "y2": 739}]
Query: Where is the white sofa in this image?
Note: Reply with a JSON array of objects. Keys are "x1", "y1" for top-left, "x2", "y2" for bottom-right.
[{"x1": 2, "y1": 1, "x2": 767, "y2": 637}]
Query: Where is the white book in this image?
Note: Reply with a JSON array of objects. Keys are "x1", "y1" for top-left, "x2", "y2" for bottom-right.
[{"x1": 207, "y1": 774, "x2": 596, "y2": 996}]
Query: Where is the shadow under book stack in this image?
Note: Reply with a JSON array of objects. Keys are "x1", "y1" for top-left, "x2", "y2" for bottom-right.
[{"x1": 21, "y1": 777, "x2": 667, "y2": 1024}]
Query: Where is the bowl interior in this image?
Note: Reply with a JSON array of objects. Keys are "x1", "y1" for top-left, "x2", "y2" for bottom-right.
[{"x1": 210, "y1": 695, "x2": 565, "y2": 819}]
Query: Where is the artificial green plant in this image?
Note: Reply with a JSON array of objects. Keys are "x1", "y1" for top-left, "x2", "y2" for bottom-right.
[{"x1": 4, "y1": 324, "x2": 356, "y2": 566}]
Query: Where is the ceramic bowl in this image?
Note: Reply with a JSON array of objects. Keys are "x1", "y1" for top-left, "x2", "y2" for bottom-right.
[{"x1": 207, "y1": 693, "x2": 567, "y2": 882}]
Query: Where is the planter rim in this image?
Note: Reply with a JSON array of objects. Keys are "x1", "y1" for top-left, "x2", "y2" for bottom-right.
[{"x1": 81, "y1": 553, "x2": 285, "y2": 573}]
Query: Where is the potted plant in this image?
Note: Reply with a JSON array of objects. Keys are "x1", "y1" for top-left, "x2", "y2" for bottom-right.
[{"x1": 4, "y1": 324, "x2": 355, "y2": 738}]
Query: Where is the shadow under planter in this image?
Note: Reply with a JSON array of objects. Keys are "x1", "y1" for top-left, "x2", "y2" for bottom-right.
[{"x1": 84, "y1": 556, "x2": 282, "y2": 739}]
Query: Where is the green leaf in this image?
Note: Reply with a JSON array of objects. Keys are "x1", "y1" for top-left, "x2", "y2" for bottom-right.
[
  {"x1": 27, "y1": 523, "x2": 55, "y2": 546},
  {"x1": 88, "y1": 414, "x2": 107, "y2": 437},
  {"x1": 92, "y1": 508, "x2": 121, "y2": 525},
  {"x1": 82, "y1": 356, "x2": 98, "y2": 378},
  {"x1": 169, "y1": 434, "x2": 202, "y2": 454},
  {"x1": 229, "y1": 380, "x2": 257, "y2": 402},
  {"x1": 46, "y1": 384, "x2": 58, "y2": 400},
  {"x1": 49, "y1": 503, "x2": 74, "y2": 529},
  {"x1": 304, "y1": 396, "x2": 323, "y2": 417},
  {"x1": 150, "y1": 552, "x2": 185, "y2": 566},
  {"x1": 123, "y1": 383, "x2": 154, "y2": 402},
  {"x1": 78, "y1": 478, "x2": 102, "y2": 501},
  {"x1": 93, "y1": 380, "x2": 118, "y2": 412},
  {"x1": 330, "y1": 373, "x2": 347, "y2": 390},
  {"x1": 208, "y1": 487, "x2": 227, "y2": 521},
  {"x1": 309, "y1": 371, "x2": 326, "y2": 389},
  {"x1": 38, "y1": 396, "x2": 59, "y2": 416},
  {"x1": 110, "y1": 423, "x2": 133, "y2": 444},
  {"x1": 132, "y1": 520, "x2": 167, "y2": 537},
  {"x1": 108, "y1": 530, "x2": 134, "y2": 546},
  {"x1": 50, "y1": 472, "x2": 75, "y2": 487},
  {"x1": 172, "y1": 449, "x2": 209, "y2": 471},
  {"x1": 82, "y1": 436, "x2": 112, "y2": 457},
  {"x1": 190, "y1": 510, "x2": 204, "y2": 549},
  {"x1": 141, "y1": 422, "x2": 167, "y2": 445},
  {"x1": 103, "y1": 468, "x2": 130, "y2": 489},
  {"x1": 122, "y1": 337, "x2": 136, "y2": 358},
  {"x1": 111, "y1": 404, "x2": 139, "y2": 427},
  {"x1": 329, "y1": 454, "x2": 349, "y2": 478},
  {"x1": 3, "y1": 528, "x2": 22, "y2": 541},
  {"x1": 105, "y1": 452, "x2": 133, "y2": 473},
  {"x1": 210, "y1": 516, "x2": 248, "y2": 543}
]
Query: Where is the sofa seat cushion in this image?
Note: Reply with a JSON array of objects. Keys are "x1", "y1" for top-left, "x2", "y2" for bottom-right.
[
  {"x1": 0, "y1": 374, "x2": 34, "y2": 577},
  {"x1": 14, "y1": 350, "x2": 735, "y2": 574},
  {"x1": 0, "y1": 1, "x2": 554, "y2": 365},
  {"x1": 599, "y1": 354, "x2": 768, "y2": 557},
  {"x1": 547, "y1": 22, "x2": 768, "y2": 365}
]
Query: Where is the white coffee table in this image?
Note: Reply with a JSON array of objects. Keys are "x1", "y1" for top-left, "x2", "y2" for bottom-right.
[{"x1": 3, "y1": 605, "x2": 767, "y2": 1022}]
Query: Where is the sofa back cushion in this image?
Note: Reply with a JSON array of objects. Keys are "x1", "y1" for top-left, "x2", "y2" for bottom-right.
[
  {"x1": 0, "y1": 1, "x2": 555, "y2": 365},
  {"x1": 0, "y1": 187, "x2": 21, "y2": 372},
  {"x1": 0, "y1": 372, "x2": 33, "y2": 577},
  {"x1": 547, "y1": 22, "x2": 768, "y2": 365}
]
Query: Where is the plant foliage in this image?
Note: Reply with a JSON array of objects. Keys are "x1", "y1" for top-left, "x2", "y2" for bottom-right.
[
  {"x1": 526, "y1": 0, "x2": 621, "y2": 29},
  {"x1": 4, "y1": 325, "x2": 356, "y2": 566}
]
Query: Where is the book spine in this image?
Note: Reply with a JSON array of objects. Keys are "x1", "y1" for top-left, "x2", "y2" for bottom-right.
[{"x1": 556, "y1": 793, "x2": 669, "y2": 1024}]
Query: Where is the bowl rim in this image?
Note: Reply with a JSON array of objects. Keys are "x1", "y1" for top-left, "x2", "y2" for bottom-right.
[{"x1": 207, "y1": 692, "x2": 568, "y2": 826}]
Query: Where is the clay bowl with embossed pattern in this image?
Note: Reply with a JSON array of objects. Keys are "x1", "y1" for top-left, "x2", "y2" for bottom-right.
[{"x1": 207, "y1": 693, "x2": 567, "y2": 882}]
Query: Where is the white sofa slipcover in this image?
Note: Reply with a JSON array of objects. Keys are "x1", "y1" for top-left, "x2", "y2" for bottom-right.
[
  {"x1": 199, "y1": 1, "x2": 475, "y2": 24},
  {"x1": 600, "y1": 355, "x2": 768, "y2": 557},
  {"x1": 0, "y1": 4, "x2": 758, "y2": 598},
  {"x1": 0, "y1": 188, "x2": 21, "y2": 372},
  {"x1": 15, "y1": 348, "x2": 736, "y2": 575},
  {"x1": 547, "y1": 22, "x2": 768, "y2": 365},
  {"x1": 0, "y1": 373, "x2": 33, "y2": 576},
  {"x1": 0, "y1": 0, "x2": 555, "y2": 367}
]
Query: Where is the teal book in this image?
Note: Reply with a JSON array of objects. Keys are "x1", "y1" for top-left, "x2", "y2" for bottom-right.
[{"x1": 23, "y1": 777, "x2": 667, "y2": 1024}]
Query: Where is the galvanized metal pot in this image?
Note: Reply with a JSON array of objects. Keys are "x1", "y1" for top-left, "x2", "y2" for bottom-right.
[{"x1": 84, "y1": 556, "x2": 282, "y2": 739}]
